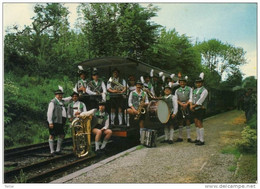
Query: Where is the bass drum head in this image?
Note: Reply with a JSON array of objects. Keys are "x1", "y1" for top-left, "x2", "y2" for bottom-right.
[{"x1": 157, "y1": 100, "x2": 170, "y2": 123}]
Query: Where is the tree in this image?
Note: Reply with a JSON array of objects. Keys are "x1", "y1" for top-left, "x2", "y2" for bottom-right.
[
  {"x1": 142, "y1": 28, "x2": 202, "y2": 80},
  {"x1": 195, "y1": 39, "x2": 247, "y2": 80},
  {"x1": 77, "y1": 3, "x2": 161, "y2": 58}
]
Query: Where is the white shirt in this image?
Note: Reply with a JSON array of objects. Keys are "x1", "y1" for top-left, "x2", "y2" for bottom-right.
[
  {"x1": 68, "y1": 101, "x2": 87, "y2": 118},
  {"x1": 194, "y1": 87, "x2": 208, "y2": 105},
  {"x1": 47, "y1": 96, "x2": 72, "y2": 124},
  {"x1": 128, "y1": 89, "x2": 149, "y2": 107}
]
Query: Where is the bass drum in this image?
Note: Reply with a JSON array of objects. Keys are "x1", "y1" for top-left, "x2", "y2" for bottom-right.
[{"x1": 147, "y1": 100, "x2": 170, "y2": 124}]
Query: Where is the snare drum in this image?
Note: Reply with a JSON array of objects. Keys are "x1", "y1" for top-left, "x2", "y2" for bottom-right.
[{"x1": 147, "y1": 100, "x2": 170, "y2": 124}]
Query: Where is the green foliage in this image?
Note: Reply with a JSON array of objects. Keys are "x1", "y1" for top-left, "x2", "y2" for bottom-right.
[
  {"x1": 221, "y1": 145, "x2": 241, "y2": 159},
  {"x1": 15, "y1": 170, "x2": 28, "y2": 183},
  {"x1": 195, "y1": 39, "x2": 246, "y2": 81},
  {"x1": 78, "y1": 3, "x2": 161, "y2": 58},
  {"x1": 236, "y1": 126, "x2": 257, "y2": 153},
  {"x1": 4, "y1": 72, "x2": 73, "y2": 148},
  {"x1": 247, "y1": 113, "x2": 257, "y2": 129},
  {"x1": 242, "y1": 76, "x2": 257, "y2": 89},
  {"x1": 142, "y1": 28, "x2": 202, "y2": 81}
]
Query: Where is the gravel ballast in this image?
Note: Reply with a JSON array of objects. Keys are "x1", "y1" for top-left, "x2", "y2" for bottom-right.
[{"x1": 61, "y1": 110, "x2": 245, "y2": 183}]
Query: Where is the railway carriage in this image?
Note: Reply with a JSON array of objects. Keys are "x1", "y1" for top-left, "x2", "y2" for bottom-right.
[{"x1": 77, "y1": 56, "x2": 172, "y2": 139}]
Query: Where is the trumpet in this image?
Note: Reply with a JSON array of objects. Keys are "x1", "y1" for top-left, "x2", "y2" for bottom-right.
[{"x1": 108, "y1": 77, "x2": 125, "y2": 92}]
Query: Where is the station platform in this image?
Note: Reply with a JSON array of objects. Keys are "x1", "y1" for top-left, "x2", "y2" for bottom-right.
[{"x1": 52, "y1": 110, "x2": 246, "y2": 183}]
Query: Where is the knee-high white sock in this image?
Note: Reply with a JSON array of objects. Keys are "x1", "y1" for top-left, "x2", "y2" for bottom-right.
[
  {"x1": 101, "y1": 139, "x2": 108, "y2": 149},
  {"x1": 110, "y1": 112, "x2": 115, "y2": 124},
  {"x1": 95, "y1": 141, "x2": 100, "y2": 151},
  {"x1": 199, "y1": 128, "x2": 204, "y2": 142},
  {"x1": 178, "y1": 126, "x2": 183, "y2": 139},
  {"x1": 49, "y1": 139, "x2": 54, "y2": 154},
  {"x1": 140, "y1": 128, "x2": 145, "y2": 136},
  {"x1": 125, "y1": 113, "x2": 130, "y2": 126},
  {"x1": 186, "y1": 126, "x2": 191, "y2": 138},
  {"x1": 56, "y1": 138, "x2": 63, "y2": 152},
  {"x1": 196, "y1": 127, "x2": 200, "y2": 141},
  {"x1": 118, "y1": 113, "x2": 123, "y2": 125},
  {"x1": 169, "y1": 128, "x2": 174, "y2": 141},
  {"x1": 164, "y1": 127, "x2": 169, "y2": 140}
]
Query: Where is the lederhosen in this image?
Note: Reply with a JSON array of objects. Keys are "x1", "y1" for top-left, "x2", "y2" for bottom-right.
[
  {"x1": 92, "y1": 110, "x2": 109, "y2": 129},
  {"x1": 176, "y1": 86, "x2": 192, "y2": 122},
  {"x1": 131, "y1": 91, "x2": 146, "y2": 120},
  {"x1": 192, "y1": 87, "x2": 207, "y2": 122},
  {"x1": 163, "y1": 94, "x2": 176, "y2": 126},
  {"x1": 88, "y1": 79, "x2": 103, "y2": 109},
  {"x1": 48, "y1": 98, "x2": 66, "y2": 136}
]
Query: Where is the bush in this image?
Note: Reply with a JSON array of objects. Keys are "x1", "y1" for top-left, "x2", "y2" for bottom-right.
[
  {"x1": 4, "y1": 72, "x2": 74, "y2": 148},
  {"x1": 247, "y1": 113, "x2": 257, "y2": 130},
  {"x1": 236, "y1": 126, "x2": 257, "y2": 153}
]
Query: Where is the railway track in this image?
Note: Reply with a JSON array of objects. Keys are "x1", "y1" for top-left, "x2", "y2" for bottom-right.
[
  {"x1": 4, "y1": 137, "x2": 139, "y2": 183},
  {"x1": 4, "y1": 138, "x2": 73, "y2": 161}
]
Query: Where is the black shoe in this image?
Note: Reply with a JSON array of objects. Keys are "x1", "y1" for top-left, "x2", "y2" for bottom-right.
[
  {"x1": 160, "y1": 140, "x2": 169, "y2": 143},
  {"x1": 194, "y1": 139, "x2": 200, "y2": 143},
  {"x1": 195, "y1": 141, "x2": 205, "y2": 146},
  {"x1": 50, "y1": 152, "x2": 55, "y2": 157},
  {"x1": 187, "y1": 138, "x2": 195, "y2": 143},
  {"x1": 95, "y1": 149, "x2": 103, "y2": 156},
  {"x1": 168, "y1": 140, "x2": 173, "y2": 144},
  {"x1": 54, "y1": 151, "x2": 62, "y2": 155},
  {"x1": 100, "y1": 147, "x2": 108, "y2": 154},
  {"x1": 175, "y1": 138, "x2": 183, "y2": 142}
]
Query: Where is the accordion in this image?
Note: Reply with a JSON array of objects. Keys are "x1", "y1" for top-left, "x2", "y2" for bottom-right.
[{"x1": 140, "y1": 129, "x2": 157, "y2": 148}]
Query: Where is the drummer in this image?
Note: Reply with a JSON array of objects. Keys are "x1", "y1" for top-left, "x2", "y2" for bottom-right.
[
  {"x1": 161, "y1": 85, "x2": 178, "y2": 144},
  {"x1": 126, "y1": 80, "x2": 149, "y2": 135}
]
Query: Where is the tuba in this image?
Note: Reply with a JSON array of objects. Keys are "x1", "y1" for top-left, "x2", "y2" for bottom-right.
[{"x1": 71, "y1": 115, "x2": 92, "y2": 158}]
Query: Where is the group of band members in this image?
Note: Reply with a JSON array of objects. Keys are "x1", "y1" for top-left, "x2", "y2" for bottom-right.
[{"x1": 46, "y1": 65, "x2": 208, "y2": 156}]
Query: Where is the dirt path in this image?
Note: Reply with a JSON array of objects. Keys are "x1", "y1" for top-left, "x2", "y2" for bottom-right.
[{"x1": 68, "y1": 110, "x2": 246, "y2": 183}]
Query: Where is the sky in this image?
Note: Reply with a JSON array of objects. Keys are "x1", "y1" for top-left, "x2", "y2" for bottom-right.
[{"x1": 2, "y1": 2, "x2": 258, "y2": 79}]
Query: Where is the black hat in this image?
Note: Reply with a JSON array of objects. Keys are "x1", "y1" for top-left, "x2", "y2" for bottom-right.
[
  {"x1": 179, "y1": 76, "x2": 187, "y2": 82},
  {"x1": 153, "y1": 73, "x2": 159, "y2": 78},
  {"x1": 195, "y1": 77, "x2": 203, "y2": 82},
  {"x1": 92, "y1": 70, "x2": 98, "y2": 76},
  {"x1": 144, "y1": 74, "x2": 150, "y2": 79},
  {"x1": 136, "y1": 80, "x2": 143, "y2": 85},
  {"x1": 195, "y1": 73, "x2": 204, "y2": 82},
  {"x1": 112, "y1": 68, "x2": 120, "y2": 73},
  {"x1": 98, "y1": 101, "x2": 106, "y2": 106},
  {"x1": 71, "y1": 91, "x2": 79, "y2": 97},
  {"x1": 164, "y1": 85, "x2": 172, "y2": 90},
  {"x1": 54, "y1": 89, "x2": 64, "y2": 95},
  {"x1": 78, "y1": 69, "x2": 87, "y2": 75}
]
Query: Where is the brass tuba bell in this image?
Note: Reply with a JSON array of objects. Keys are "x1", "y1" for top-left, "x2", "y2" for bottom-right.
[{"x1": 71, "y1": 115, "x2": 92, "y2": 158}]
